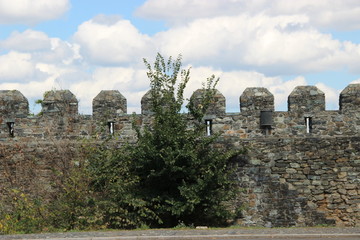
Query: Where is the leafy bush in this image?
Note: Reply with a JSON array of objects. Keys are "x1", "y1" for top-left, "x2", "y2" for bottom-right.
[
  {"x1": 0, "y1": 189, "x2": 47, "y2": 234},
  {"x1": 86, "y1": 54, "x2": 242, "y2": 228},
  {"x1": 46, "y1": 162, "x2": 106, "y2": 231}
]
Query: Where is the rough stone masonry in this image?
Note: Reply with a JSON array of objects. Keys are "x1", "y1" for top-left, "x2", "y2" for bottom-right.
[{"x1": 0, "y1": 84, "x2": 359, "y2": 227}]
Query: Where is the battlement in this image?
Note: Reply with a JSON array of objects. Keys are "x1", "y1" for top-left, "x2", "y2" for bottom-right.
[
  {"x1": 93, "y1": 90, "x2": 127, "y2": 119},
  {"x1": 1, "y1": 84, "x2": 360, "y2": 140},
  {"x1": 41, "y1": 90, "x2": 78, "y2": 116},
  {"x1": 0, "y1": 90, "x2": 29, "y2": 119},
  {"x1": 1, "y1": 84, "x2": 359, "y2": 118},
  {"x1": 240, "y1": 87, "x2": 274, "y2": 112},
  {"x1": 288, "y1": 86, "x2": 325, "y2": 113},
  {"x1": 339, "y1": 84, "x2": 360, "y2": 112}
]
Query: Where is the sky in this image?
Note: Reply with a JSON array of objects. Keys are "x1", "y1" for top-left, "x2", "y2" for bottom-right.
[{"x1": 1, "y1": 0, "x2": 360, "y2": 114}]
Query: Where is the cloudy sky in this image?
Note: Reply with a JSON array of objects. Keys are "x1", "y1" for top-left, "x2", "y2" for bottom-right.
[{"x1": 1, "y1": 0, "x2": 360, "y2": 114}]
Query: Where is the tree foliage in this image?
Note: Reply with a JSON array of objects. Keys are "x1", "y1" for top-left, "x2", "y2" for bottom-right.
[{"x1": 86, "y1": 53, "x2": 241, "y2": 228}]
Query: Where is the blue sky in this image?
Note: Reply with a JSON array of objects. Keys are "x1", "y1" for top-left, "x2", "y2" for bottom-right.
[{"x1": 0, "y1": 0, "x2": 360, "y2": 114}]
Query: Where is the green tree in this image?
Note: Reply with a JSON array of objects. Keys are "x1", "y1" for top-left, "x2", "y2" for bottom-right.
[{"x1": 89, "y1": 53, "x2": 241, "y2": 228}]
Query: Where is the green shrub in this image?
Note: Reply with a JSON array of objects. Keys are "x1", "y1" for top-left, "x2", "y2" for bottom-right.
[
  {"x1": 85, "y1": 53, "x2": 242, "y2": 228},
  {"x1": 0, "y1": 189, "x2": 47, "y2": 234}
]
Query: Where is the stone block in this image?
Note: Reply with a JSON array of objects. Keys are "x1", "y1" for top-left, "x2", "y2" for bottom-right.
[
  {"x1": 288, "y1": 86, "x2": 325, "y2": 112},
  {"x1": 41, "y1": 90, "x2": 78, "y2": 115},
  {"x1": 345, "y1": 184, "x2": 356, "y2": 190},
  {"x1": 240, "y1": 87, "x2": 274, "y2": 112},
  {"x1": 189, "y1": 88, "x2": 226, "y2": 116},
  {"x1": 286, "y1": 168, "x2": 297, "y2": 174},
  {"x1": 338, "y1": 188, "x2": 347, "y2": 195},
  {"x1": 348, "y1": 190, "x2": 358, "y2": 196},
  {"x1": 340, "y1": 84, "x2": 360, "y2": 112},
  {"x1": 0, "y1": 90, "x2": 29, "y2": 118},
  {"x1": 290, "y1": 163, "x2": 301, "y2": 168},
  {"x1": 312, "y1": 180, "x2": 322, "y2": 186},
  {"x1": 338, "y1": 172, "x2": 347, "y2": 179},
  {"x1": 93, "y1": 90, "x2": 127, "y2": 119}
]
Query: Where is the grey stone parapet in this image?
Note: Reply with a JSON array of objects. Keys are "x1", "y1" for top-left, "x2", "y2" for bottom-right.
[
  {"x1": 339, "y1": 83, "x2": 360, "y2": 112},
  {"x1": 93, "y1": 90, "x2": 127, "y2": 120},
  {"x1": 288, "y1": 86, "x2": 325, "y2": 113},
  {"x1": 41, "y1": 90, "x2": 78, "y2": 116},
  {"x1": 190, "y1": 88, "x2": 226, "y2": 117},
  {"x1": 0, "y1": 90, "x2": 29, "y2": 119},
  {"x1": 240, "y1": 87, "x2": 274, "y2": 112},
  {"x1": 141, "y1": 89, "x2": 153, "y2": 115},
  {"x1": 1, "y1": 84, "x2": 360, "y2": 118}
]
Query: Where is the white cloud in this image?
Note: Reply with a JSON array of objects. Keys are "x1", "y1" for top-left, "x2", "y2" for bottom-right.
[
  {"x1": 70, "y1": 67, "x2": 150, "y2": 114},
  {"x1": 0, "y1": 30, "x2": 51, "y2": 51},
  {"x1": 0, "y1": 51, "x2": 36, "y2": 81},
  {"x1": 136, "y1": 0, "x2": 244, "y2": 26},
  {"x1": 73, "y1": 15, "x2": 155, "y2": 65},
  {"x1": 351, "y1": 78, "x2": 360, "y2": 84},
  {"x1": 266, "y1": 0, "x2": 360, "y2": 30},
  {"x1": 35, "y1": 39, "x2": 82, "y2": 65},
  {"x1": 0, "y1": 29, "x2": 82, "y2": 66},
  {"x1": 154, "y1": 14, "x2": 360, "y2": 75},
  {"x1": 137, "y1": 0, "x2": 360, "y2": 30},
  {"x1": 0, "y1": 0, "x2": 70, "y2": 25}
]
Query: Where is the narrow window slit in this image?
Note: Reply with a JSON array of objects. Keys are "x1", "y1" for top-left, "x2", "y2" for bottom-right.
[
  {"x1": 7, "y1": 122, "x2": 14, "y2": 137},
  {"x1": 108, "y1": 122, "x2": 115, "y2": 135},
  {"x1": 205, "y1": 119, "x2": 212, "y2": 136},
  {"x1": 305, "y1": 117, "x2": 312, "y2": 133}
]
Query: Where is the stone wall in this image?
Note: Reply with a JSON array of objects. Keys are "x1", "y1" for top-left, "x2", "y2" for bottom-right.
[
  {"x1": 228, "y1": 137, "x2": 360, "y2": 227},
  {"x1": 0, "y1": 85, "x2": 359, "y2": 227}
]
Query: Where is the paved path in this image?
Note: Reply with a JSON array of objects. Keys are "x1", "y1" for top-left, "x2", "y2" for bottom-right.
[{"x1": 0, "y1": 227, "x2": 359, "y2": 240}]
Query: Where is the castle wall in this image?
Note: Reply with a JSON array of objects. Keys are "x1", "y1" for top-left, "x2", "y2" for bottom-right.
[
  {"x1": 0, "y1": 85, "x2": 359, "y2": 227},
  {"x1": 229, "y1": 136, "x2": 360, "y2": 227}
]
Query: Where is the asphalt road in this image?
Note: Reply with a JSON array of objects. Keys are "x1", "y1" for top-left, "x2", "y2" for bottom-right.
[{"x1": 1, "y1": 227, "x2": 359, "y2": 240}]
